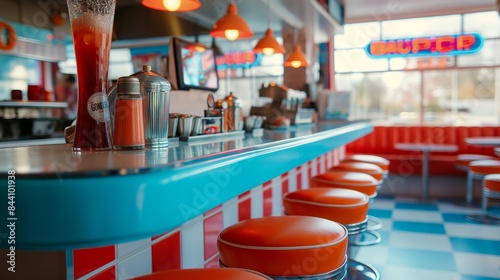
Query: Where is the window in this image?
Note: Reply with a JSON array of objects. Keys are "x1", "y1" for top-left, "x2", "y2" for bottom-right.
[
  {"x1": 457, "y1": 39, "x2": 500, "y2": 67},
  {"x1": 0, "y1": 55, "x2": 41, "y2": 101},
  {"x1": 382, "y1": 15, "x2": 461, "y2": 38},
  {"x1": 336, "y1": 71, "x2": 421, "y2": 123},
  {"x1": 464, "y1": 11, "x2": 500, "y2": 39},
  {"x1": 333, "y1": 12, "x2": 500, "y2": 125},
  {"x1": 423, "y1": 69, "x2": 497, "y2": 125},
  {"x1": 335, "y1": 23, "x2": 381, "y2": 49},
  {"x1": 335, "y1": 49, "x2": 388, "y2": 73}
]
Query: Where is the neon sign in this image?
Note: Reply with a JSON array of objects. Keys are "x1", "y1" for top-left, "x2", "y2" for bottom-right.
[
  {"x1": 216, "y1": 51, "x2": 263, "y2": 69},
  {"x1": 366, "y1": 34, "x2": 483, "y2": 58}
]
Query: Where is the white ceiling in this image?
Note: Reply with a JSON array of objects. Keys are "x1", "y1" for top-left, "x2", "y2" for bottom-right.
[
  {"x1": 145, "y1": 0, "x2": 499, "y2": 38},
  {"x1": 19, "y1": 0, "x2": 498, "y2": 42},
  {"x1": 21, "y1": 0, "x2": 500, "y2": 27},
  {"x1": 107, "y1": 0, "x2": 500, "y2": 50},
  {"x1": 344, "y1": 0, "x2": 498, "y2": 23},
  {"x1": 176, "y1": 0, "x2": 342, "y2": 42},
  {"x1": 178, "y1": 0, "x2": 499, "y2": 28}
]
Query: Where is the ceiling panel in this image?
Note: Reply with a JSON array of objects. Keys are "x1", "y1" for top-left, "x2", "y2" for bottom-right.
[{"x1": 16, "y1": 0, "x2": 499, "y2": 40}]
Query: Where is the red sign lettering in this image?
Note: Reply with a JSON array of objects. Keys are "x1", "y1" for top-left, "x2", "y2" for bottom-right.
[{"x1": 366, "y1": 34, "x2": 483, "y2": 58}]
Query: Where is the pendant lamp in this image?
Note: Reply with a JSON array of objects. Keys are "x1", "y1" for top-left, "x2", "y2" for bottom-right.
[
  {"x1": 254, "y1": 28, "x2": 286, "y2": 55},
  {"x1": 142, "y1": 0, "x2": 201, "y2": 12},
  {"x1": 284, "y1": 44, "x2": 309, "y2": 68},
  {"x1": 253, "y1": 0, "x2": 285, "y2": 55},
  {"x1": 284, "y1": 30, "x2": 309, "y2": 69},
  {"x1": 210, "y1": 1, "x2": 253, "y2": 41}
]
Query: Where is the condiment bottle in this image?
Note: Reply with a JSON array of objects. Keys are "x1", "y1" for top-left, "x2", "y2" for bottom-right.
[{"x1": 113, "y1": 76, "x2": 145, "y2": 150}]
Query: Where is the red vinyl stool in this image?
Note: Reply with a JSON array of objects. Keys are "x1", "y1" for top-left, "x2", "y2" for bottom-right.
[
  {"x1": 342, "y1": 155, "x2": 390, "y2": 180},
  {"x1": 466, "y1": 160, "x2": 500, "y2": 205},
  {"x1": 217, "y1": 216, "x2": 348, "y2": 280},
  {"x1": 310, "y1": 171, "x2": 383, "y2": 231},
  {"x1": 455, "y1": 154, "x2": 496, "y2": 172},
  {"x1": 467, "y1": 174, "x2": 500, "y2": 225},
  {"x1": 310, "y1": 171, "x2": 379, "y2": 198},
  {"x1": 132, "y1": 268, "x2": 272, "y2": 280},
  {"x1": 283, "y1": 188, "x2": 380, "y2": 280},
  {"x1": 329, "y1": 162, "x2": 384, "y2": 189}
]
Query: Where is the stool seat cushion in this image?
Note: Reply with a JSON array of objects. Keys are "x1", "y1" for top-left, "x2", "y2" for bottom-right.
[
  {"x1": 456, "y1": 154, "x2": 496, "y2": 169},
  {"x1": 310, "y1": 171, "x2": 379, "y2": 197},
  {"x1": 218, "y1": 216, "x2": 347, "y2": 277},
  {"x1": 330, "y1": 162, "x2": 384, "y2": 181},
  {"x1": 484, "y1": 174, "x2": 500, "y2": 192},
  {"x1": 469, "y1": 160, "x2": 500, "y2": 175},
  {"x1": 283, "y1": 188, "x2": 369, "y2": 225},
  {"x1": 343, "y1": 155, "x2": 390, "y2": 171},
  {"x1": 132, "y1": 268, "x2": 271, "y2": 280}
]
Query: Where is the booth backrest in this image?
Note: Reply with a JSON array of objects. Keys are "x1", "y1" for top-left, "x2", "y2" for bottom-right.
[
  {"x1": 345, "y1": 126, "x2": 500, "y2": 175},
  {"x1": 346, "y1": 126, "x2": 500, "y2": 156}
]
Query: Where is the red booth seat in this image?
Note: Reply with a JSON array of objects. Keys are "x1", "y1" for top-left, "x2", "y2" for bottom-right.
[{"x1": 345, "y1": 126, "x2": 500, "y2": 176}]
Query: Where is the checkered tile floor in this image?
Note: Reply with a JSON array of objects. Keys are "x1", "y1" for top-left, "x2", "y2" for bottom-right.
[{"x1": 353, "y1": 197, "x2": 500, "y2": 280}]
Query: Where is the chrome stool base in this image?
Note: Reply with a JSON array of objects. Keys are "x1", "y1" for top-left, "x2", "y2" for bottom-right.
[
  {"x1": 345, "y1": 221, "x2": 381, "y2": 280},
  {"x1": 366, "y1": 215, "x2": 383, "y2": 231},
  {"x1": 346, "y1": 259, "x2": 379, "y2": 280},
  {"x1": 452, "y1": 201, "x2": 481, "y2": 208},
  {"x1": 346, "y1": 220, "x2": 382, "y2": 247},
  {"x1": 220, "y1": 257, "x2": 348, "y2": 280},
  {"x1": 466, "y1": 214, "x2": 500, "y2": 225},
  {"x1": 465, "y1": 178, "x2": 500, "y2": 225},
  {"x1": 349, "y1": 230, "x2": 382, "y2": 247}
]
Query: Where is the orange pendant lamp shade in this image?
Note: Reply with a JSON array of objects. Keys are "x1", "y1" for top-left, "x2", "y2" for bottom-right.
[
  {"x1": 210, "y1": 3, "x2": 254, "y2": 41},
  {"x1": 142, "y1": 0, "x2": 201, "y2": 12},
  {"x1": 254, "y1": 28, "x2": 286, "y2": 55},
  {"x1": 284, "y1": 44, "x2": 309, "y2": 68}
]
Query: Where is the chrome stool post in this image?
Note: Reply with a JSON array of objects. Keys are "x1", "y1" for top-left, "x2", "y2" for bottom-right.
[
  {"x1": 131, "y1": 268, "x2": 273, "y2": 280},
  {"x1": 320, "y1": 164, "x2": 385, "y2": 231},
  {"x1": 466, "y1": 174, "x2": 500, "y2": 225},
  {"x1": 220, "y1": 259, "x2": 348, "y2": 280}
]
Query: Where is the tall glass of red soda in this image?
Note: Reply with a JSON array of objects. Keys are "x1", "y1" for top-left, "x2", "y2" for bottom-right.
[{"x1": 67, "y1": 0, "x2": 116, "y2": 150}]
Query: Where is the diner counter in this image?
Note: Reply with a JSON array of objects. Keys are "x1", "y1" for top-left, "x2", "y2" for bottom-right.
[{"x1": 0, "y1": 120, "x2": 372, "y2": 250}]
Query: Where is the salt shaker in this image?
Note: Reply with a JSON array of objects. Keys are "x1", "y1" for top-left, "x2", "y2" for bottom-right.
[{"x1": 113, "y1": 76, "x2": 145, "y2": 150}]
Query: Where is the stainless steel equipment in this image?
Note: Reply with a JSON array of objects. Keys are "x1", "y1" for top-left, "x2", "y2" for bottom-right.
[
  {"x1": 250, "y1": 83, "x2": 314, "y2": 126},
  {"x1": 132, "y1": 65, "x2": 172, "y2": 148}
]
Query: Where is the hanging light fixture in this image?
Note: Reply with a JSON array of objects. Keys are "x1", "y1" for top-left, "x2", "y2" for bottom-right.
[
  {"x1": 210, "y1": 0, "x2": 253, "y2": 41},
  {"x1": 254, "y1": 28, "x2": 286, "y2": 55},
  {"x1": 284, "y1": 29, "x2": 309, "y2": 68},
  {"x1": 253, "y1": 0, "x2": 285, "y2": 55},
  {"x1": 284, "y1": 44, "x2": 309, "y2": 68},
  {"x1": 141, "y1": 0, "x2": 201, "y2": 12}
]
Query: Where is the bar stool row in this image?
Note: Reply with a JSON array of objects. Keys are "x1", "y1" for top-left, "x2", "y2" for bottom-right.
[
  {"x1": 455, "y1": 154, "x2": 500, "y2": 224},
  {"x1": 133, "y1": 154, "x2": 390, "y2": 280},
  {"x1": 216, "y1": 154, "x2": 388, "y2": 280}
]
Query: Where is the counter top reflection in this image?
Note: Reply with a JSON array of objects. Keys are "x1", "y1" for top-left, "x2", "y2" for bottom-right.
[
  {"x1": 1, "y1": 121, "x2": 367, "y2": 177},
  {"x1": 0, "y1": 121, "x2": 372, "y2": 250}
]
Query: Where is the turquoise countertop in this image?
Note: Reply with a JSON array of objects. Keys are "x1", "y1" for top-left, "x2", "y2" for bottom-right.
[{"x1": 0, "y1": 121, "x2": 372, "y2": 250}]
